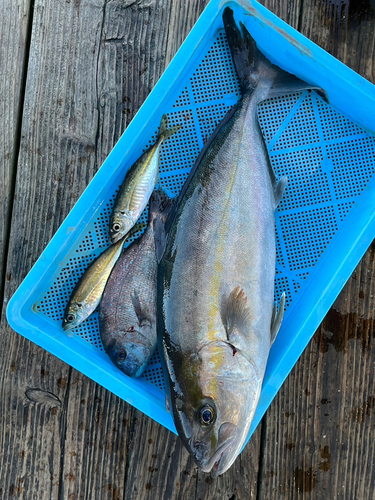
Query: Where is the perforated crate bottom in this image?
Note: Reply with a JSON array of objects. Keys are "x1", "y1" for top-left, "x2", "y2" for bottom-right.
[{"x1": 36, "y1": 28, "x2": 375, "y2": 396}]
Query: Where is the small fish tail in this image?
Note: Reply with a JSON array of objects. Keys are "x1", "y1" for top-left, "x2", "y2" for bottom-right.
[{"x1": 158, "y1": 114, "x2": 182, "y2": 143}]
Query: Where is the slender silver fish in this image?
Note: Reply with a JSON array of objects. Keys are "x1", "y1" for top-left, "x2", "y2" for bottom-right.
[
  {"x1": 62, "y1": 237, "x2": 125, "y2": 332},
  {"x1": 109, "y1": 115, "x2": 181, "y2": 243},
  {"x1": 100, "y1": 189, "x2": 171, "y2": 377},
  {"x1": 158, "y1": 8, "x2": 325, "y2": 476}
]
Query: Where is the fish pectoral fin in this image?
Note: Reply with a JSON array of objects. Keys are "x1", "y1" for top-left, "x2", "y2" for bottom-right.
[
  {"x1": 274, "y1": 175, "x2": 288, "y2": 207},
  {"x1": 131, "y1": 290, "x2": 152, "y2": 328},
  {"x1": 225, "y1": 287, "x2": 251, "y2": 341},
  {"x1": 270, "y1": 292, "x2": 286, "y2": 344}
]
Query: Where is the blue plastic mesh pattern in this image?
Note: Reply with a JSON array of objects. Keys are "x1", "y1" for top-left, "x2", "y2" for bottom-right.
[{"x1": 36, "y1": 29, "x2": 375, "y2": 394}]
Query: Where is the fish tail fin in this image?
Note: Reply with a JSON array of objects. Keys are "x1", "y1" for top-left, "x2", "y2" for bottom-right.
[
  {"x1": 223, "y1": 7, "x2": 263, "y2": 93},
  {"x1": 158, "y1": 114, "x2": 182, "y2": 143},
  {"x1": 223, "y1": 7, "x2": 328, "y2": 101},
  {"x1": 149, "y1": 188, "x2": 174, "y2": 262}
]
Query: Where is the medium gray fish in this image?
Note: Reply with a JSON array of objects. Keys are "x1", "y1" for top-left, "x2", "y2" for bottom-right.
[
  {"x1": 62, "y1": 237, "x2": 125, "y2": 332},
  {"x1": 100, "y1": 189, "x2": 171, "y2": 377},
  {"x1": 109, "y1": 115, "x2": 181, "y2": 243},
  {"x1": 158, "y1": 7, "x2": 325, "y2": 476}
]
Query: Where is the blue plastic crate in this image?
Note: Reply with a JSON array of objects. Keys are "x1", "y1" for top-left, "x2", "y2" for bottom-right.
[{"x1": 7, "y1": 0, "x2": 375, "y2": 446}]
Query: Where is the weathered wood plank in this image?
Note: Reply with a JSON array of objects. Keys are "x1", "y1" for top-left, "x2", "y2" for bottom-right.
[
  {"x1": 120, "y1": 413, "x2": 261, "y2": 499},
  {"x1": 0, "y1": 0, "x2": 31, "y2": 304},
  {"x1": 1, "y1": 0, "x2": 106, "y2": 498},
  {"x1": 259, "y1": 0, "x2": 303, "y2": 29},
  {"x1": 260, "y1": 246, "x2": 375, "y2": 499},
  {"x1": 259, "y1": 1, "x2": 375, "y2": 498}
]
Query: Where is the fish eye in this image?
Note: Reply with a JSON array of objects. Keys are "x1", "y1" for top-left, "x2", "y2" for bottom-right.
[
  {"x1": 117, "y1": 350, "x2": 126, "y2": 362},
  {"x1": 66, "y1": 314, "x2": 75, "y2": 322},
  {"x1": 112, "y1": 223, "x2": 121, "y2": 232},
  {"x1": 199, "y1": 405, "x2": 215, "y2": 426}
]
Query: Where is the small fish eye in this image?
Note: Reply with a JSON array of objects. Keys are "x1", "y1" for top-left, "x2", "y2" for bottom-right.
[
  {"x1": 199, "y1": 405, "x2": 215, "y2": 426},
  {"x1": 117, "y1": 350, "x2": 126, "y2": 362},
  {"x1": 112, "y1": 223, "x2": 121, "y2": 232},
  {"x1": 67, "y1": 314, "x2": 75, "y2": 322}
]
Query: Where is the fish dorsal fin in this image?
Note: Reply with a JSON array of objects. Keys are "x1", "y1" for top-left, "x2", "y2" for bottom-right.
[
  {"x1": 149, "y1": 187, "x2": 173, "y2": 219},
  {"x1": 150, "y1": 188, "x2": 174, "y2": 263},
  {"x1": 154, "y1": 217, "x2": 168, "y2": 263},
  {"x1": 270, "y1": 292, "x2": 286, "y2": 344},
  {"x1": 225, "y1": 287, "x2": 251, "y2": 340},
  {"x1": 274, "y1": 175, "x2": 288, "y2": 207}
]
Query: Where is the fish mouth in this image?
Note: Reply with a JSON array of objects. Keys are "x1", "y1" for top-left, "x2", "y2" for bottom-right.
[
  {"x1": 110, "y1": 231, "x2": 123, "y2": 244},
  {"x1": 199, "y1": 438, "x2": 237, "y2": 475},
  {"x1": 62, "y1": 322, "x2": 75, "y2": 332}
]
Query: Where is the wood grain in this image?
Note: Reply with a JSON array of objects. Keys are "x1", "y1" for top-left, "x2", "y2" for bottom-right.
[
  {"x1": 0, "y1": 0, "x2": 107, "y2": 498},
  {"x1": 260, "y1": 245, "x2": 375, "y2": 499},
  {"x1": 259, "y1": 1, "x2": 375, "y2": 498},
  {"x1": 0, "y1": 0, "x2": 32, "y2": 305}
]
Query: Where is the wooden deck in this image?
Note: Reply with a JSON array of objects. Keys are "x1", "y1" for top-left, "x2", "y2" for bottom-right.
[{"x1": 1, "y1": 0, "x2": 374, "y2": 498}]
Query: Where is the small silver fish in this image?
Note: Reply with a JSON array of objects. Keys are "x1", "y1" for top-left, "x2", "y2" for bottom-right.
[
  {"x1": 109, "y1": 115, "x2": 181, "y2": 243},
  {"x1": 158, "y1": 7, "x2": 325, "y2": 476},
  {"x1": 100, "y1": 189, "x2": 171, "y2": 377},
  {"x1": 62, "y1": 237, "x2": 125, "y2": 331}
]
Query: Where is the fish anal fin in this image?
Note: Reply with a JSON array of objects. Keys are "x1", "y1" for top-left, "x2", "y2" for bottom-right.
[
  {"x1": 225, "y1": 287, "x2": 251, "y2": 341},
  {"x1": 274, "y1": 175, "x2": 288, "y2": 207},
  {"x1": 271, "y1": 292, "x2": 286, "y2": 344}
]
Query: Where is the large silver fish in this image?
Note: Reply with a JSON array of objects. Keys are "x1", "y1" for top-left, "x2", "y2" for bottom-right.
[
  {"x1": 62, "y1": 237, "x2": 125, "y2": 332},
  {"x1": 109, "y1": 115, "x2": 181, "y2": 243},
  {"x1": 158, "y1": 7, "x2": 325, "y2": 476},
  {"x1": 100, "y1": 189, "x2": 171, "y2": 377}
]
